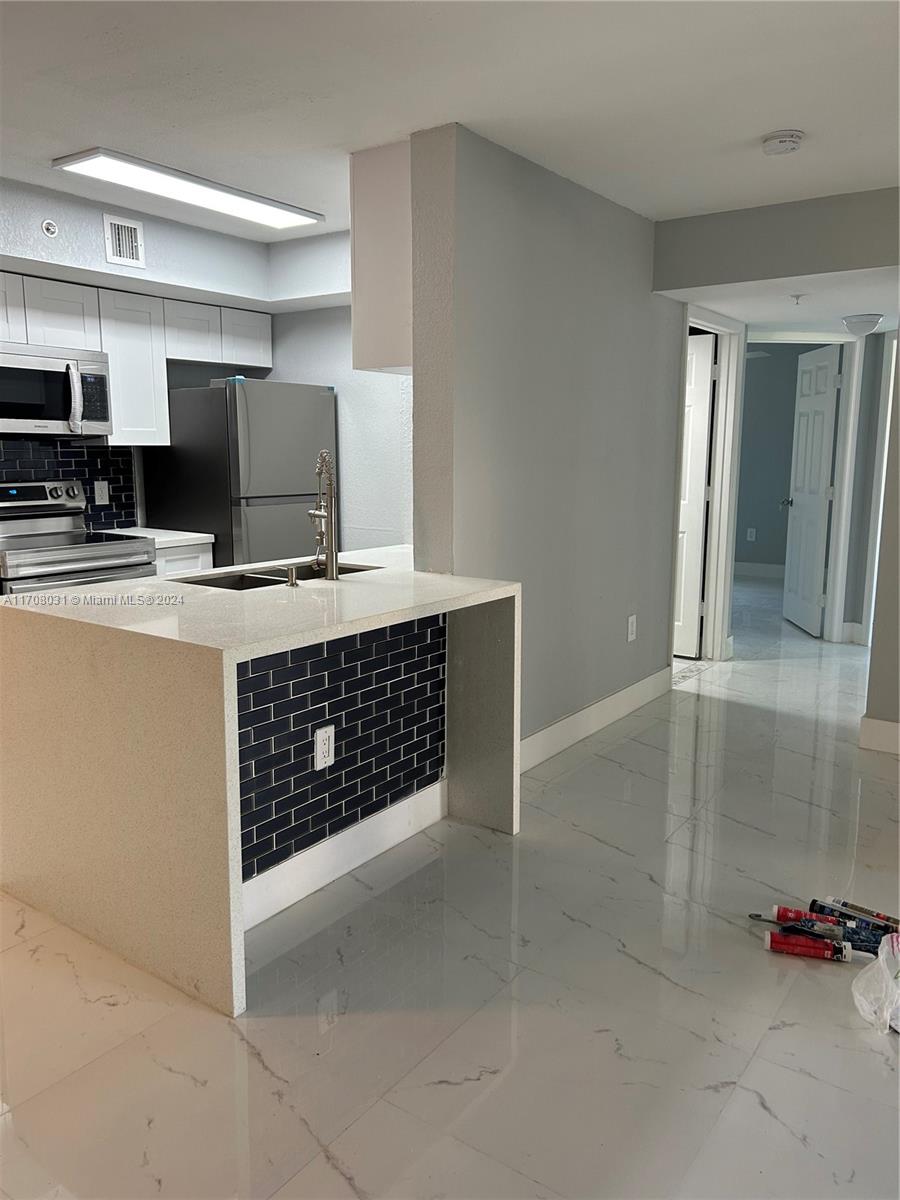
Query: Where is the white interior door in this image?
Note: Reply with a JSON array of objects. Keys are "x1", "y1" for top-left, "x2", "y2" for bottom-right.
[
  {"x1": 783, "y1": 345, "x2": 840, "y2": 636},
  {"x1": 673, "y1": 333, "x2": 715, "y2": 658}
]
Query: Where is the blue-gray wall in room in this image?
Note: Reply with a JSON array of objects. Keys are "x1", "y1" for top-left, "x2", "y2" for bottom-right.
[{"x1": 735, "y1": 344, "x2": 825, "y2": 569}]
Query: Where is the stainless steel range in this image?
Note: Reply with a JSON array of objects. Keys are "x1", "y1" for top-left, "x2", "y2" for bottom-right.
[{"x1": 0, "y1": 480, "x2": 156, "y2": 594}]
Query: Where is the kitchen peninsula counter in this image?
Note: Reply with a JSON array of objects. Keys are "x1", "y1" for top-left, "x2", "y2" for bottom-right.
[{"x1": 0, "y1": 550, "x2": 520, "y2": 1017}]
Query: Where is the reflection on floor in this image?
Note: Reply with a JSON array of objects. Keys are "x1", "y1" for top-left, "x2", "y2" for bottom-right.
[{"x1": 1, "y1": 576, "x2": 897, "y2": 1199}]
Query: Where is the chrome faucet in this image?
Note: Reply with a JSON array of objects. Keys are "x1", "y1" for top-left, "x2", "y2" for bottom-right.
[{"x1": 308, "y1": 449, "x2": 338, "y2": 580}]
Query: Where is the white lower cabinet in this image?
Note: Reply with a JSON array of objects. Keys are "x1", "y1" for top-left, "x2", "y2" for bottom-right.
[
  {"x1": 156, "y1": 544, "x2": 213, "y2": 577},
  {"x1": 100, "y1": 290, "x2": 170, "y2": 446}
]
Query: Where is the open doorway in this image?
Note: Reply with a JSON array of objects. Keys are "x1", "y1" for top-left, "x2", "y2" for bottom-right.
[{"x1": 672, "y1": 313, "x2": 897, "y2": 670}]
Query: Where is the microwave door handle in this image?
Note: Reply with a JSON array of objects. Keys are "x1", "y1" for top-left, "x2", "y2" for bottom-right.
[{"x1": 66, "y1": 363, "x2": 83, "y2": 434}]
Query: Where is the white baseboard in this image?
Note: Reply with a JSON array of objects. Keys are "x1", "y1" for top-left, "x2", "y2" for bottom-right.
[
  {"x1": 734, "y1": 562, "x2": 785, "y2": 579},
  {"x1": 842, "y1": 622, "x2": 870, "y2": 646},
  {"x1": 520, "y1": 666, "x2": 672, "y2": 773},
  {"x1": 242, "y1": 780, "x2": 447, "y2": 930},
  {"x1": 859, "y1": 717, "x2": 900, "y2": 755}
]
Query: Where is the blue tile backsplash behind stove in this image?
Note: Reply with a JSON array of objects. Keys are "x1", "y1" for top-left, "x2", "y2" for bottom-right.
[
  {"x1": 0, "y1": 437, "x2": 137, "y2": 530},
  {"x1": 238, "y1": 614, "x2": 447, "y2": 881}
]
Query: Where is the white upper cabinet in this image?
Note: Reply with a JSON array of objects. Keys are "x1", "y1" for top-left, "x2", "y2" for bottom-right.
[
  {"x1": 221, "y1": 307, "x2": 272, "y2": 368},
  {"x1": 163, "y1": 299, "x2": 222, "y2": 362},
  {"x1": 23, "y1": 278, "x2": 101, "y2": 350},
  {"x1": 100, "y1": 290, "x2": 170, "y2": 446},
  {"x1": 0, "y1": 273, "x2": 27, "y2": 342}
]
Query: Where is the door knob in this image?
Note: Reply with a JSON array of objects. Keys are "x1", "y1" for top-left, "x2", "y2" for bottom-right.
[{"x1": 780, "y1": 497, "x2": 794, "y2": 509}]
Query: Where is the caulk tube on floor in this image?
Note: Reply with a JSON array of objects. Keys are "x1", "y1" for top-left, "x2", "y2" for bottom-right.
[
  {"x1": 773, "y1": 905, "x2": 852, "y2": 928},
  {"x1": 765, "y1": 931, "x2": 853, "y2": 962},
  {"x1": 825, "y1": 897, "x2": 899, "y2": 928},
  {"x1": 808, "y1": 899, "x2": 895, "y2": 936}
]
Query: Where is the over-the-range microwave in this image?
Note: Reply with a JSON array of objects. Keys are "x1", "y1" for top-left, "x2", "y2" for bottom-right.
[{"x1": 0, "y1": 341, "x2": 113, "y2": 437}]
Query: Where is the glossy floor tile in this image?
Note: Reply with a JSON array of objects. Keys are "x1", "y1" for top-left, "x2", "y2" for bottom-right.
[{"x1": 0, "y1": 577, "x2": 896, "y2": 1199}]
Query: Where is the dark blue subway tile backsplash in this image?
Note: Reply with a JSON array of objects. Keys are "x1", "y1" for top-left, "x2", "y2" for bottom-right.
[
  {"x1": 0, "y1": 437, "x2": 137, "y2": 530},
  {"x1": 238, "y1": 614, "x2": 447, "y2": 881}
]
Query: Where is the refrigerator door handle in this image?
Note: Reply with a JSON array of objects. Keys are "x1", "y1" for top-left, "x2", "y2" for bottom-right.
[{"x1": 236, "y1": 380, "x2": 252, "y2": 494}]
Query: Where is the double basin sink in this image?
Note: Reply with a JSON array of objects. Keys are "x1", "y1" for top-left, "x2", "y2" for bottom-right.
[{"x1": 181, "y1": 562, "x2": 381, "y2": 591}]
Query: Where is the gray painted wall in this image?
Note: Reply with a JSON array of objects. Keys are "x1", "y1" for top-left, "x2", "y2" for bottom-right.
[
  {"x1": 735, "y1": 344, "x2": 824, "y2": 568},
  {"x1": 0, "y1": 178, "x2": 269, "y2": 300},
  {"x1": 845, "y1": 334, "x2": 886, "y2": 623},
  {"x1": 411, "y1": 125, "x2": 685, "y2": 738},
  {"x1": 654, "y1": 189, "x2": 899, "y2": 292},
  {"x1": 864, "y1": 365, "x2": 899, "y2": 727},
  {"x1": 270, "y1": 307, "x2": 412, "y2": 551},
  {"x1": 0, "y1": 178, "x2": 352, "y2": 309}
]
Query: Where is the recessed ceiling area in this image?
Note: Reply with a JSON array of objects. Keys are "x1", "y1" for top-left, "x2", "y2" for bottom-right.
[
  {"x1": 660, "y1": 267, "x2": 900, "y2": 339},
  {"x1": 0, "y1": 1, "x2": 897, "y2": 241}
]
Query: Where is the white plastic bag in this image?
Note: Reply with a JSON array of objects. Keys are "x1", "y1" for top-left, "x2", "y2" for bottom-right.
[{"x1": 852, "y1": 932, "x2": 900, "y2": 1034}]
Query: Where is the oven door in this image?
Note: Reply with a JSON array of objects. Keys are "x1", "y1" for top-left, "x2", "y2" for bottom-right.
[
  {"x1": 1, "y1": 562, "x2": 157, "y2": 594},
  {"x1": 0, "y1": 349, "x2": 112, "y2": 437}
]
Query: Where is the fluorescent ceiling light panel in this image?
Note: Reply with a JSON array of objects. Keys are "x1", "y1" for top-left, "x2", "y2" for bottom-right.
[{"x1": 52, "y1": 148, "x2": 322, "y2": 229}]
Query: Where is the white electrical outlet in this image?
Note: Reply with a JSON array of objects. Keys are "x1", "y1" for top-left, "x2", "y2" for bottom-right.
[
  {"x1": 94, "y1": 480, "x2": 110, "y2": 506},
  {"x1": 627, "y1": 614, "x2": 637, "y2": 643},
  {"x1": 314, "y1": 724, "x2": 335, "y2": 770},
  {"x1": 746, "y1": 527, "x2": 756, "y2": 542}
]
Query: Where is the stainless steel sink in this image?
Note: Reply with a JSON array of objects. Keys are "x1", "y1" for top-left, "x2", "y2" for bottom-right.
[
  {"x1": 181, "y1": 572, "x2": 285, "y2": 590},
  {"x1": 178, "y1": 562, "x2": 381, "y2": 590},
  {"x1": 267, "y1": 562, "x2": 380, "y2": 582}
]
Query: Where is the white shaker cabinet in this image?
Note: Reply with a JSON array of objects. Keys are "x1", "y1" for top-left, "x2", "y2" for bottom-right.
[
  {"x1": 23, "y1": 277, "x2": 101, "y2": 350},
  {"x1": 221, "y1": 307, "x2": 272, "y2": 368},
  {"x1": 155, "y1": 543, "x2": 213, "y2": 577},
  {"x1": 100, "y1": 290, "x2": 170, "y2": 446},
  {"x1": 163, "y1": 299, "x2": 222, "y2": 362},
  {"x1": 0, "y1": 272, "x2": 27, "y2": 342}
]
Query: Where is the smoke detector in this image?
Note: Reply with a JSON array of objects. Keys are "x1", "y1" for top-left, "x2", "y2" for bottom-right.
[
  {"x1": 842, "y1": 314, "x2": 883, "y2": 337},
  {"x1": 762, "y1": 130, "x2": 805, "y2": 156}
]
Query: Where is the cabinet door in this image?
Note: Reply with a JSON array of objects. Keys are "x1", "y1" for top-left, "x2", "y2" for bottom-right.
[
  {"x1": 0, "y1": 273, "x2": 27, "y2": 342},
  {"x1": 221, "y1": 308, "x2": 272, "y2": 368},
  {"x1": 156, "y1": 545, "x2": 213, "y2": 577},
  {"x1": 100, "y1": 290, "x2": 170, "y2": 446},
  {"x1": 163, "y1": 299, "x2": 222, "y2": 362},
  {"x1": 23, "y1": 278, "x2": 101, "y2": 350}
]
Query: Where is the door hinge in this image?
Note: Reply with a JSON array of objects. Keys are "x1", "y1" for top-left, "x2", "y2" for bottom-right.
[
  {"x1": 818, "y1": 594, "x2": 827, "y2": 608},
  {"x1": 699, "y1": 601, "x2": 706, "y2": 616},
  {"x1": 711, "y1": 365, "x2": 719, "y2": 381},
  {"x1": 705, "y1": 486, "x2": 712, "y2": 502},
  {"x1": 826, "y1": 485, "x2": 835, "y2": 501},
  {"x1": 834, "y1": 373, "x2": 843, "y2": 388}
]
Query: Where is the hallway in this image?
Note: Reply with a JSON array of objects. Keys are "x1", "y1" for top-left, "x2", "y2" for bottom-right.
[{"x1": 0, "y1": 584, "x2": 897, "y2": 1199}]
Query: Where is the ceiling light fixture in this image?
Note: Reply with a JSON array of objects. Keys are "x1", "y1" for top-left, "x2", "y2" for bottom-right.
[
  {"x1": 52, "y1": 148, "x2": 323, "y2": 230},
  {"x1": 762, "y1": 129, "x2": 805, "y2": 156},
  {"x1": 842, "y1": 314, "x2": 884, "y2": 337}
]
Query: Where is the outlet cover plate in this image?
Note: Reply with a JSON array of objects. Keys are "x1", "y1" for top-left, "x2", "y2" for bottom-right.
[{"x1": 314, "y1": 724, "x2": 335, "y2": 770}]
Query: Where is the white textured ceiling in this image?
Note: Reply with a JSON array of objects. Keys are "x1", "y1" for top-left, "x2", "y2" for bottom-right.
[
  {"x1": 0, "y1": 2, "x2": 897, "y2": 242},
  {"x1": 662, "y1": 266, "x2": 900, "y2": 339}
]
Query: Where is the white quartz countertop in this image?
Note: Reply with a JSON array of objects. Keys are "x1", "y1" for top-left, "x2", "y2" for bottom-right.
[
  {"x1": 1, "y1": 544, "x2": 518, "y2": 661},
  {"x1": 116, "y1": 527, "x2": 216, "y2": 549}
]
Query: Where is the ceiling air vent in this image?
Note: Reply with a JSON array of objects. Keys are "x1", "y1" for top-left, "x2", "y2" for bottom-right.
[{"x1": 103, "y1": 213, "x2": 145, "y2": 267}]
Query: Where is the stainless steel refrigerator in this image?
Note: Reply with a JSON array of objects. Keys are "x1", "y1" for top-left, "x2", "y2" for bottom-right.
[{"x1": 144, "y1": 378, "x2": 337, "y2": 567}]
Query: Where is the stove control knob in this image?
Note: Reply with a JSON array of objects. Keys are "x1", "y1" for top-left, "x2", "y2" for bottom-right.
[
  {"x1": 65, "y1": 485, "x2": 79, "y2": 498},
  {"x1": 48, "y1": 486, "x2": 63, "y2": 498}
]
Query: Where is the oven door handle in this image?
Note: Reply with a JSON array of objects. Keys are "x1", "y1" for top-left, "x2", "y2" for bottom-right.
[
  {"x1": 66, "y1": 362, "x2": 84, "y2": 435},
  {"x1": 1, "y1": 550, "x2": 155, "y2": 579}
]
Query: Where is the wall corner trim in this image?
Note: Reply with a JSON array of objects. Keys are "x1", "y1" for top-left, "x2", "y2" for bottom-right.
[
  {"x1": 520, "y1": 666, "x2": 673, "y2": 773},
  {"x1": 859, "y1": 716, "x2": 900, "y2": 756}
]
